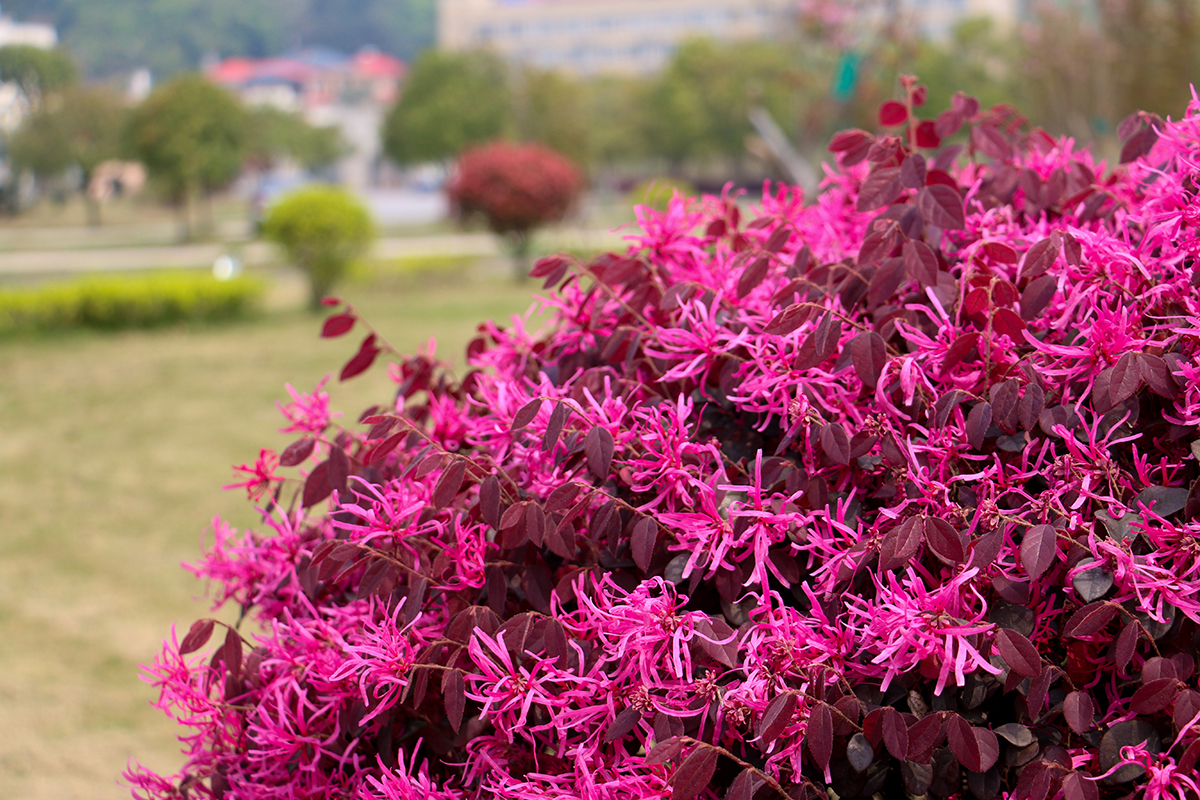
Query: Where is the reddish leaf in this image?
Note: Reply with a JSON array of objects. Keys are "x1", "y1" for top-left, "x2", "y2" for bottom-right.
[
  {"x1": 327, "y1": 445, "x2": 349, "y2": 493},
  {"x1": 992, "y1": 308, "x2": 1026, "y2": 341},
  {"x1": 223, "y1": 626, "x2": 242, "y2": 679},
  {"x1": 807, "y1": 703, "x2": 834, "y2": 773},
  {"x1": 942, "y1": 332, "x2": 981, "y2": 375},
  {"x1": 366, "y1": 430, "x2": 407, "y2": 464},
  {"x1": 973, "y1": 124, "x2": 1008, "y2": 158},
  {"x1": 851, "y1": 331, "x2": 888, "y2": 390},
  {"x1": 917, "y1": 184, "x2": 966, "y2": 230},
  {"x1": 1140, "y1": 354, "x2": 1179, "y2": 398},
  {"x1": 903, "y1": 240, "x2": 940, "y2": 287},
  {"x1": 1021, "y1": 275, "x2": 1057, "y2": 320},
  {"x1": 1063, "y1": 691, "x2": 1094, "y2": 733},
  {"x1": 444, "y1": 669, "x2": 466, "y2": 733},
  {"x1": 966, "y1": 401, "x2": 993, "y2": 449},
  {"x1": 725, "y1": 769, "x2": 762, "y2": 800},
  {"x1": 302, "y1": 461, "x2": 333, "y2": 507},
  {"x1": 511, "y1": 398, "x2": 542, "y2": 431},
  {"x1": 1062, "y1": 772, "x2": 1099, "y2": 800},
  {"x1": 1174, "y1": 689, "x2": 1200, "y2": 731},
  {"x1": 340, "y1": 334, "x2": 379, "y2": 381},
  {"x1": 907, "y1": 714, "x2": 945, "y2": 760},
  {"x1": 632, "y1": 516, "x2": 658, "y2": 572},
  {"x1": 280, "y1": 437, "x2": 316, "y2": 467},
  {"x1": 990, "y1": 380, "x2": 1020, "y2": 434},
  {"x1": 867, "y1": 256, "x2": 906, "y2": 305},
  {"x1": 737, "y1": 254, "x2": 771, "y2": 298},
  {"x1": 321, "y1": 313, "x2": 355, "y2": 338},
  {"x1": 480, "y1": 475, "x2": 501, "y2": 528},
  {"x1": 695, "y1": 617, "x2": 739, "y2": 668},
  {"x1": 925, "y1": 516, "x2": 967, "y2": 565},
  {"x1": 1063, "y1": 602, "x2": 1119, "y2": 638},
  {"x1": 542, "y1": 401, "x2": 567, "y2": 452},
  {"x1": 604, "y1": 707, "x2": 643, "y2": 742},
  {"x1": 645, "y1": 736, "x2": 685, "y2": 766},
  {"x1": 180, "y1": 619, "x2": 216, "y2": 655},
  {"x1": 584, "y1": 426, "x2": 615, "y2": 479},
  {"x1": 764, "y1": 303, "x2": 813, "y2": 336},
  {"x1": 879, "y1": 100, "x2": 908, "y2": 126},
  {"x1": 545, "y1": 482, "x2": 583, "y2": 514},
  {"x1": 828, "y1": 128, "x2": 872, "y2": 153},
  {"x1": 1021, "y1": 524, "x2": 1058, "y2": 580},
  {"x1": 983, "y1": 241, "x2": 1019, "y2": 264},
  {"x1": 1109, "y1": 352, "x2": 1143, "y2": 407},
  {"x1": 916, "y1": 119, "x2": 941, "y2": 148},
  {"x1": 901, "y1": 153, "x2": 927, "y2": 189},
  {"x1": 757, "y1": 692, "x2": 798, "y2": 744},
  {"x1": 672, "y1": 746, "x2": 718, "y2": 800},
  {"x1": 947, "y1": 715, "x2": 994, "y2": 772},
  {"x1": 879, "y1": 517, "x2": 924, "y2": 571},
  {"x1": 995, "y1": 628, "x2": 1041, "y2": 678},
  {"x1": 1062, "y1": 234, "x2": 1083, "y2": 266},
  {"x1": 1131, "y1": 678, "x2": 1179, "y2": 714},
  {"x1": 964, "y1": 287, "x2": 990, "y2": 316},
  {"x1": 857, "y1": 167, "x2": 904, "y2": 212},
  {"x1": 1115, "y1": 620, "x2": 1141, "y2": 672},
  {"x1": 432, "y1": 459, "x2": 467, "y2": 509},
  {"x1": 820, "y1": 423, "x2": 852, "y2": 466},
  {"x1": 880, "y1": 706, "x2": 909, "y2": 760},
  {"x1": 1018, "y1": 384, "x2": 1045, "y2": 431}
]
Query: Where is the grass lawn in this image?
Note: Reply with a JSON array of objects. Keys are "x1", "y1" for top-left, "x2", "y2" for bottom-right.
[{"x1": 0, "y1": 269, "x2": 546, "y2": 800}]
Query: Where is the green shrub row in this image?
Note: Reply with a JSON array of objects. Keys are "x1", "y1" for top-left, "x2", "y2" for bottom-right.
[{"x1": 0, "y1": 272, "x2": 264, "y2": 333}]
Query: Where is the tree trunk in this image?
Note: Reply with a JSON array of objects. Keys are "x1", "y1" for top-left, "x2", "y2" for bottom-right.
[{"x1": 504, "y1": 230, "x2": 533, "y2": 282}]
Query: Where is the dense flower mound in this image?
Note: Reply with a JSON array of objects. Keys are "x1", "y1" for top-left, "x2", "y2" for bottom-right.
[{"x1": 129, "y1": 81, "x2": 1200, "y2": 800}]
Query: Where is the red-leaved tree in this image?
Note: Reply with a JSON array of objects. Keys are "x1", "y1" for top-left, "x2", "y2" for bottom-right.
[{"x1": 447, "y1": 141, "x2": 582, "y2": 279}]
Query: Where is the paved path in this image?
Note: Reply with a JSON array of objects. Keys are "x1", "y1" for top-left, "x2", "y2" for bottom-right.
[{"x1": 0, "y1": 228, "x2": 629, "y2": 276}]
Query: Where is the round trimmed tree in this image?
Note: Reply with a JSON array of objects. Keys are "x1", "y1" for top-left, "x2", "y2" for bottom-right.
[
  {"x1": 262, "y1": 185, "x2": 374, "y2": 310},
  {"x1": 447, "y1": 141, "x2": 582, "y2": 279}
]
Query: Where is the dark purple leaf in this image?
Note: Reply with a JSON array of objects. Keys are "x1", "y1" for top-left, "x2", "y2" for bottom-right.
[
  {"x1": 480, "y1": 475, "x2": 501, "y2": 528},
  {"x1": 1021, "y1": 524, "x2": 1057, "y2": 580},
  {"x1": 604, "y1": 707, "x2": 643, "y2": 742},
  {"x1": 280, "y1": 437, "x2": 316, "y2": 467},
  {"x1": 820, "y1": 423, "x2": 852, "y2": 466},
  {"x1": 725, "y1": 769, "x2": 762, "y2": 800},
  {"x1": 1115, "y1": 621, "x2": 1141, "y2": 672},
  {"x1": 990, "y1": 380, "x2": 1020, "y2": 433},
  {"x1": 764, "y1": 303, "x2": 813, "y2": 336},
  {"x1": 851, "y1": 331, "x2": 888, "y2": 390},
  {"x1": 327, "y1": 445, "x2": 349, "y2": 493},
  {"x1": 1109, "y1": 352, "x2": 1143, "y2": 407},
  {"x1": 880, "y1": 517, "x2": 924, "y2": 571},
  {"x1": 1131, "y1": 678, "x2": 1179, "y2": 714},
  {"x1": 1021, "y1": 238, "x2": 1057, "y2": 278},
  {"x1": 585, "y1": 426, "x2": 615, "y2": 480},
  {"x1": 901, "y1": 153, "x2": 927, "y2": 189},
  {"x1": 542, "y1": 401, "x2": 567, "y2": 452},
  {"x1": 1018, "y1": 384, "x2": 1045, "y2": 431},
  {"x1": 737, "y1": 254, "x2": 771, "y2": 298},
  {"x1": 764, "y1": 225, "x2": 790, "y2": 253},
  {"x1": 223, "y1": 626, "x2": 242, "y2": 679},
  {"x1": 880, "y1": 706, "x2": 909, "y2": 760},
  {"x1": 995, "y1": 628, "x2": 1041, "y2": 678},
  {"x1": 857, "y1": 167, "x2": 903, "y2": 212},
  {"x1": 302, "y1": 461, "x2": 333, "y2": 507},
  {"x1": 444, "y1": 669, "x2": 466, "y2": 733},
  {"x1": 757, "y1": 692, "x2": 798, "y2": 744},
  {"x1": 966, "y1": 402, "x2": 993, "y2": 449},
  {"x1": 934, "y1": 389, "x2": 968, "y2": 427},
  {"x1": 942, "y1": 332, "x2": 981, "y2": 375},
  {"x1": 860, "y1": 225, "x2": 900, "y2": 267},
  {"x1": 1021, "y1": 275, "x2": 1057, "y2": 320},
  {"x1": 645, "y1": 736, "x2": 684, "y2": 765},
  {"x1": 903, "y1": 240, "x2": 940, "y2": 287},
  {"x1": 1061, "y1": 772, "x2": 1099, "y2": 800},
  {"x1": 695, "y1": 617, "x2": 738, "y2": 667},
  {"x1": 867, "y1": 257, "x2": 906, "y2": 306},
  {"x1": 947, "y1": 715, "x2": 997, "y2": 772},
  {"x1": 917, "y1": 184, "x2": 966, "y2": 230},
  {"x1": 847, "y1": 732, "x2": 874, "y2": 771},
  {"x1": 1063, "y1": 691, "x2": 1093, "y2": 733},
  {"x1": 807, "y1": 703, "x2": 833, "y2": 772},
  {"x1": 511, "y1": 398, "x2": 542, "y2": 431},
  {"x1": 432, "y1": 459, "x2": 467, "y2": 509},
  {"x1": 907, "y1": 714, "x2": 945, "y2": 760},
  {"x1": 1139, "y1": 354, "x2": 1179, "y2": 398},
  {"x1": 1063, "y1": 602, "x2": 1119, "y2": 638},
  {"x1": 925, "y1": 517, "x2": 967, "y2": 565},
  {"x1": 672, "y1": 746, "x2": 718, "y2": 800},
  {"x1": 180, "y1": 619, "x2": 216, "y2": 655},
  {"x1": 632, "y1": 516, "x2": 658, "y2": 572}
]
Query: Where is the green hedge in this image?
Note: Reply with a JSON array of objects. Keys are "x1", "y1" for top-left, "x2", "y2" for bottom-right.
[{"x1": 0, "y1": 272, "x2": 265, "y2": 333}]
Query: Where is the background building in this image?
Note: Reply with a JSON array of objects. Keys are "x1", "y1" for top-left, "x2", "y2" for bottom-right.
[{"x1": 438, "y1": 0, "x2": 797, "y2": 74}]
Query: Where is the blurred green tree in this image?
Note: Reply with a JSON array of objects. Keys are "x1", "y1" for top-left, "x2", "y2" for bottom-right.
[
  {"x1": 127, "y1": 74, "x2": 248, "y2": 239},
  {"x1": 8, "y1": 85, "x2": 128, "y2": 224},
  {"x1": 381, "y1": 49, "x2": 511, "y2": 165},
  {"x1": 262, "y1": 184, "x2": 374, "y2": 309},
  {"x1": 245, "y1": 107, "x2": 344, "y2": 173},
  {"x1": 0, "y1": 45, "x2": 76, "y2": 111}
]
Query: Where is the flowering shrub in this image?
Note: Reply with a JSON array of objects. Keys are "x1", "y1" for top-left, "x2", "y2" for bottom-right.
[{"x1": 129, "y1": 79, "x2": 1200, "y2": 800}]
